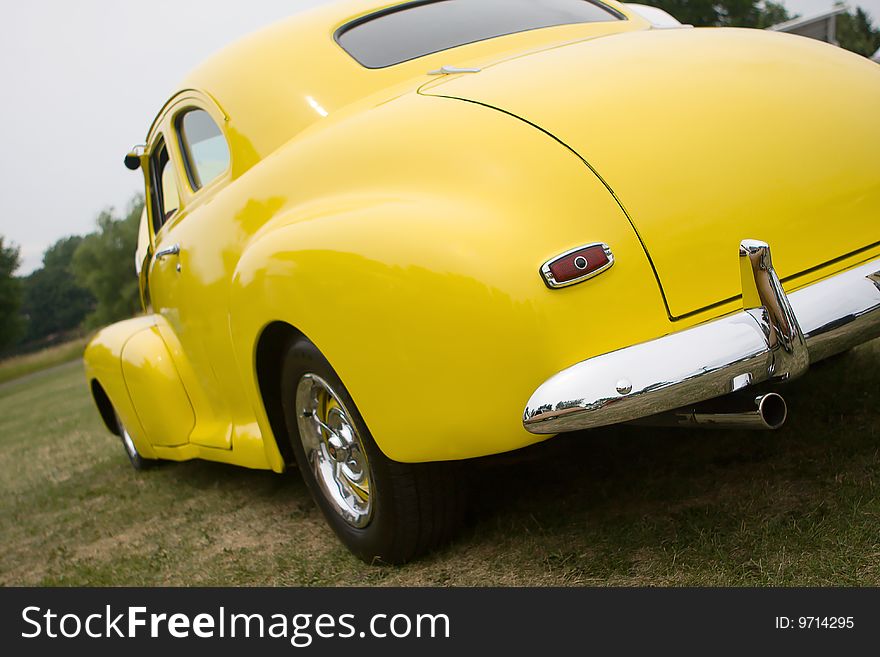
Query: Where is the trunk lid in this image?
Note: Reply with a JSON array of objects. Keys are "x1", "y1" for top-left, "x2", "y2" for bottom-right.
[{"x1": 422, "y1": 27, "x2": 880, "y2": 317}]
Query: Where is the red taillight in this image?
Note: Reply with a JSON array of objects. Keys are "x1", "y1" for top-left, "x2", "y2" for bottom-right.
[{"x1": 540, "y1": 243, "x2": 614, "y2": 289}]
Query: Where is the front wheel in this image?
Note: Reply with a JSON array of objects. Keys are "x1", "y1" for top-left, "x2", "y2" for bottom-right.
[
  {"x1": 114, "y1": 411, "x2": 152, "y2": 471},
  {"x1": 280, "y1": 336, "x2": 466, "y2": 564}
]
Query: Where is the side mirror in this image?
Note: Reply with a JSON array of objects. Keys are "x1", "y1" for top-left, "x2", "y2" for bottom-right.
[{"x1": 124, "y1": 151, "x2": 142, "y2": 171}]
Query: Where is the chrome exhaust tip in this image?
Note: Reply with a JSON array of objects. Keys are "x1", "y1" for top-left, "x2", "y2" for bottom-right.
[
  {"x1": 632, "y1": 392, "x2": 788, "y2": 430},
  {"x1": 753, "y1": 392, "x2": 787, "y2": 430}
]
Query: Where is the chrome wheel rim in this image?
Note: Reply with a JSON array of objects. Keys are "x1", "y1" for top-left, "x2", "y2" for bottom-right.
[
  {"x1": 116, "y1": 414, "x2": 138, "y2": 459},
  {"x1": 295, "y1": 373, "x2": 373, "y2": 528}
]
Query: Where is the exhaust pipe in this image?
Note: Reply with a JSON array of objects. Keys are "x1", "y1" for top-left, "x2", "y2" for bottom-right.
[{"x1": 632, "y1": 392, "x2": 788, "y2": 430}]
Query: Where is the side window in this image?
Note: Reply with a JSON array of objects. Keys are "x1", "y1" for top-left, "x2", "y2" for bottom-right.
[
  {"x1": 149, "y1": 139, "x2": 180, "y2": 232},
  {"x1": 177, "y1": 109, "x2": 230, "y2": 190},
  {"x1": 135, "y1": 208, "x2": 152, "y2": 310},
  {"x1": 135, "y1": 207, "x2": 150, "y2": 276}
]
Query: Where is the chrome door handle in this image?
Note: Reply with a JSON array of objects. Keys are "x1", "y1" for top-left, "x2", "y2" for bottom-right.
[{"x1": 155, "y1": 244, "x2": 180, "y2": 260}]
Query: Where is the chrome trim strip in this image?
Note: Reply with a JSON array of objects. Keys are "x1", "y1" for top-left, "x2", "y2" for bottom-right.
[
  {"x1": 523, "y1": 241, "x2": 880, "y2": 434},
  {"x1": 427, "y1": 65, "x2": 482, "y2": 75},
  {"x1": 540, "y1": 242, "x2": 614, "y2": 289}
]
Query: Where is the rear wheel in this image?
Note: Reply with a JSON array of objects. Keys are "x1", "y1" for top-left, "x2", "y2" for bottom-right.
[{"x1": 280, "y1": 336, "x2": 466, "y2": 564}]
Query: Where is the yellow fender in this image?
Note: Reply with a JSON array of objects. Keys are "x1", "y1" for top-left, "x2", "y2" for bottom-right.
[
  {"x1": 228, "y1": 94, "x2": 668, "y2": 462},
  {"x1": 84, "y1": 316, "x2": 197, "y2": 461}
]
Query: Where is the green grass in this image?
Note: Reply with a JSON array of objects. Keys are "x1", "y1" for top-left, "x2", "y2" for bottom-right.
[
  {"x1": 1, "y1": 341, "x2": 879, "y2": 586},
  {"x1": 0, "y1": 337, "x2": 89, "y2": 385}
]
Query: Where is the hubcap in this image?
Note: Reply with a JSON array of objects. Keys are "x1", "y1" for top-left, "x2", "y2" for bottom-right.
[{"x1": 295, "y1": 374, "x2": 373, "y2": 528}]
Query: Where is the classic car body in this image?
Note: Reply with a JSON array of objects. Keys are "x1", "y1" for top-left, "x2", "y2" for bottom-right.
[{"x1": 85, "y1": 0, "x2": 880, "y2": 562}]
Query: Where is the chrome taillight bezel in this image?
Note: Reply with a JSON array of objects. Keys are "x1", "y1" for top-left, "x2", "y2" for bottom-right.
[{"x1": 540, "y1": 242, "x2": 614, "y2": 289}]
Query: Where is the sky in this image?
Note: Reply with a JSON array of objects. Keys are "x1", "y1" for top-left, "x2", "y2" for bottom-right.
[
  {"x1": 0, "y1": 0, "x2": 323, "y2": 274},
  {"x1": 1, "y1": 0, "x2": 878, "y2": 275}
]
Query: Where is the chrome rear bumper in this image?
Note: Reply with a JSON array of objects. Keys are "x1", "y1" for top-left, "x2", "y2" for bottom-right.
[{"x1": 523, "y1": 241, "x2": 880, "y2": 434}]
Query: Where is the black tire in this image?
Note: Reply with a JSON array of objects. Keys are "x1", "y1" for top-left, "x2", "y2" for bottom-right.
[
  {"x1": 280, "y1": 336, "x2": 467, "y2": 564},
  {"x1": 114, "y1": 411, "x2": 152, "y2": 471}
]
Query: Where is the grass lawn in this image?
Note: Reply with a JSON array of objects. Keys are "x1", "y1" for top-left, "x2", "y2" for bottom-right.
[
  {"x1": 1, "y1": 341, "x2": 878, "y2": 586},
  {"x1": 0, "y1": 337, "x2": 89, "y2": 385}
]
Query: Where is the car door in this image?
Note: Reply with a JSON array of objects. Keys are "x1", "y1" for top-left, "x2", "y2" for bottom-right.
[{"x1": 145, "y1": 129, "x2": 234, "y2": 450}]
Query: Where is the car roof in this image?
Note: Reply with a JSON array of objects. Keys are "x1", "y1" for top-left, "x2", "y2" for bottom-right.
[{"x1": 150, "y1": 1, "x2": 638, "y2": 167}]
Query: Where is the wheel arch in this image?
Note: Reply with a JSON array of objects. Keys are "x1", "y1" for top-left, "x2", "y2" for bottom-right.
[
  {"x1": 253, "y1": 320, "x2": 305, "y2": 466},
  {"x1": 90, "y1": 379, "x2": 120, "y2": 437}
]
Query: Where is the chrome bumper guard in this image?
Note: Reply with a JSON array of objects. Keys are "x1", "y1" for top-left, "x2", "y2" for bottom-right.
[{"x1": 523, "y1": 240, "x2": 880, "y2": 434}]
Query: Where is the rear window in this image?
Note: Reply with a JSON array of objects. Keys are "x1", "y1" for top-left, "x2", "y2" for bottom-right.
[{"x1": 337, "y1": 0, "x2": 623, "y2": 69}]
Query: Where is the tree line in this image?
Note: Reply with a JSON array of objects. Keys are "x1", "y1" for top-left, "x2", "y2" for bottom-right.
[{"x1": 0, "y1": 196, "x2": 143, "y2": 355}]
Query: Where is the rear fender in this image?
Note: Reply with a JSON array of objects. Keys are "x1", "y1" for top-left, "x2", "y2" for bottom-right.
[
  {"x1": 229, "y1": 196, "x2": 665, "y2": 463},
  {"x1": 227, "y1": 93, "x2": 670, "y2": 463}
]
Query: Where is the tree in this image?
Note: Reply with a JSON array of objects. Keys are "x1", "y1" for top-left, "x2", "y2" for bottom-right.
[
  {"x1": 755, "y1": 1, "x2": 791, "y2": 28},
  {"x1": 0, "y1": 237, "x2": 24, "y2": 350},
  {"x1": 20, "y1": 235, "x2": 95, "y2": 342},
  {"x1": 72, "y1": 197, "x2": 144, "y2": 328},
  {"x1": 837, "y1": 6, "x2": 880, "y2": 57},
  {"x1": 648, "y1": 1, "x2": 791, "y2": 27}
]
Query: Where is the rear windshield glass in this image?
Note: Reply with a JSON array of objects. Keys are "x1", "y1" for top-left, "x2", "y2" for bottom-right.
[{"x1": 337, "y1": 0, "x2": 623, "y2": 68}]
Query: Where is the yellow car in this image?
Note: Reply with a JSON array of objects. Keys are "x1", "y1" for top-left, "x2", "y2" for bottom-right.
[{"x1": 85, "y1": 0, "x2": 880, "y2": 563}]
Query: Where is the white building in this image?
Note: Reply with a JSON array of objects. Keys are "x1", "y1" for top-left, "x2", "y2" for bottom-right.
[
  {"x1": 768, "y1": 7, "x2": 847, "y2": 45},
  {"x1": 632, "y1": 4, "x2": 879, "y2": 63}
]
